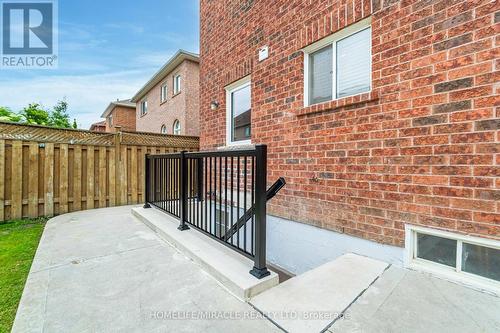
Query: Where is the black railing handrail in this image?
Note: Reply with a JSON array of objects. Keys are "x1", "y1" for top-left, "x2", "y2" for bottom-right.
[
  {"x1": 146, "y1": 148, "x2": 260, "y2": 160},
  {"x1": 144, "y1": 144, "x2": 280, "y2": 279}
]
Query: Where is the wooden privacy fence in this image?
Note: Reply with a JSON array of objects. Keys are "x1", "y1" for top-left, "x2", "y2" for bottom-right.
[{"x1": 0, "y1": 122, "x2": 199, "y2": 221}]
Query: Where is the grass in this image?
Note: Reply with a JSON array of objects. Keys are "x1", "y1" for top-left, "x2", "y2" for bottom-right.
[{"x1": 0, "y1": 217, "x2": 47, "y2": 333}]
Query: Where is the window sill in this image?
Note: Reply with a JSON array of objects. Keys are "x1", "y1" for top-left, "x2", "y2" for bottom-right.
[
  {"x1": 160, "y1": 100, "x2": 167, "y2": 105},
  {"x1": 172, "y1": 92, "x2": 181, "y2": 98},
  {"x1": 139, "y1": 113, "x2": 148, "y2": 118},
  {"x1": 296, "y1": 91, "x2": 379, "y2": 117},
  {"x1": 218, "y1": 141, "x2": 253, "y2": 150}
]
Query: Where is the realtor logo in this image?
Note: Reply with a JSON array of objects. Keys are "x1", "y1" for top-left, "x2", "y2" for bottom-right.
[{"x1": 1, "y1": 0, "x2": 58, "y2": 68}]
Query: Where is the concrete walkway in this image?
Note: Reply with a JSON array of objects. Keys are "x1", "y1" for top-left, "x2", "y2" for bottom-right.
[{"x1": 12, "y1": 206, "x2": 279, "y2": 333}]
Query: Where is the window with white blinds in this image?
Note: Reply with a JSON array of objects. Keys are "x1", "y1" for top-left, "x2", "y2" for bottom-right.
[
  {"x1": 336, "y1": 28, "x2": 371, "y2": 98},
  {"x1": 309, "y1": 45, "x2": 333, "y2": 105},
  {"x1": 304, "y1": 21, "x2": 371, "y2": 106}
]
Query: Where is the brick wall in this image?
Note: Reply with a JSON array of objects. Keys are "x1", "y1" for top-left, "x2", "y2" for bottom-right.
[
  {"x1": 200, "y1": 0, "x2": 500, "y2": 246},
  {"x1": 106, "y1": 106, "x2": 136, "y2": 132},
  {"x1": 136, "y1": 60, "x2": 200, "y2": 136}
]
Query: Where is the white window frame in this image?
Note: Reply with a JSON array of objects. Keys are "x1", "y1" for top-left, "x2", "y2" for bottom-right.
[
  {"x1": 160, "y1": 83, "x2": 168, "y2": 103},
  {"x1": 405, "y1": 224, "x2": 500, "y2": 296},
  {"x1": 108, "y1": 114, "x2": 112, "y2": 127},
  {"x1": 160, "y1": 124, "x2": 167, "y2": 134},
  {"x1": 140, "y1": 100, "x2": 148, "y2": 116},
  {"x1": 173, "y1": 119, "x2": 181, "y2": 135},
  {"x1": 225, "y1": 75, "x2": 251, "y2": 146},
  {"x1": 173, "y1": 74, "x2": 181, "y2": 95},
  {"x1": 303, "y1": 17, "x2": 372, "y2": 107}
]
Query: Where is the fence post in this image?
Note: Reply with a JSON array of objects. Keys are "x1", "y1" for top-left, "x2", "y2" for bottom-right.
[
  {"x1": 178, "y1": 151, "x2": 190, "y2": 230},
  {"x1": 250, "y1": 144, "x2": 270, "y2": 279},
  {"x1": 143, "y1": 154, "x2": 151, "y2": 208}
]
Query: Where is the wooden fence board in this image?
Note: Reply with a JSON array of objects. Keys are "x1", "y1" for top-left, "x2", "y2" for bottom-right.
[
  {"x1": 139, "y1": 147, "x2": 146, "y2": 203},
  {"x1": 11, "y1": 141, "x2": 23, "y2": 219},
  {"x1": 44, "y1": 143, "x2": 54, "y2": 216},
  {"x1": 28, "y1": 142, "x2": 39, "y2": 218},
  {"x1": 86, "y1": 146, "x2": 94, "y2": 209},
  {"x1": 108, "y1": 147, "x2": 116, "y2": 207},
  {"x1": 73, "y1": 146, "x2": 82, "y2": 211},
  {"x1": 59, "y1": 144, "x2": 69, "y2": 214},
  {"x1": 119, "y1": 145, "x2": 127, "y2": 205},
  {"x1": 98, "y1": 147, "x2": 106, "y2": 208},
  {"x1": 130, "y1": 147, "x2": 138, "y2": 203}
]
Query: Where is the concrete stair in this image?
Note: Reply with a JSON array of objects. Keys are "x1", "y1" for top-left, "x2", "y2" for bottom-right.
[
  {"x1": 249, "y1": 253, "x2": 389, "y2": 333},
  {"x1": 131, "y1": 206, "x2": 278, "y2": 301}
]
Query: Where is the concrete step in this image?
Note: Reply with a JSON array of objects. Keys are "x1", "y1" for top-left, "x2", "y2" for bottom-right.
[
  {"x1": 131, "y1": 207, "x2": 278, "y2": 301},
  {"x1": 249, "y1": 253, "x2": 389, "y2": 333}
]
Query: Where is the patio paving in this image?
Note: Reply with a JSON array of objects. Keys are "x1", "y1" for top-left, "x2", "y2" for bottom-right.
[
  {"x1": 12, "y1": 205, "x2": 500, "y2": 333},
  {"x1": 12, "y1": 206, "x2": 279, "y2": 333},
  {"x1": 329, "y1": 266, "x2": 500, "y2": 333}
]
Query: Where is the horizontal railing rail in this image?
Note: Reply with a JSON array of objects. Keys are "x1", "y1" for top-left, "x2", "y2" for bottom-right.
[{"x1": 144, "y1": 145, "x2": 284, "y2": 279}]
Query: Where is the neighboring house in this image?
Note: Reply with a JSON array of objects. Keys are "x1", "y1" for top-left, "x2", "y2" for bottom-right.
[
  {"x1": 89, "y1": 120, "x2": 106, "y2": 132},
  {"x1": 131, "y1": 50, "x2": 200, "y2": 136},
  {"x1": 200, "y1": 0, "x2": 499, "y2": 289},
  {"x1": 100, "y1": 99, "x2": 136, "y2": 132}
]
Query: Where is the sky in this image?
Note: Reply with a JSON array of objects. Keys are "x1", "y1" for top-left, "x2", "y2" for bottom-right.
[{"x1": 0, "y1": 0, "x2": 200, "y2": 129}]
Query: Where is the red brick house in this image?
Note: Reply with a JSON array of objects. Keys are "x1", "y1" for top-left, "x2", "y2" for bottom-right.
[
  {"x1": 100, "y1": 99, "x2": 137, "y2": 133},
  {"x1": 200, "y1": 0, "x2": 499, "y2": 291},
  {"x1": 89, "y1": 120, "x2": 106, "y2": 132},
  {"x1": 131, "y1": 50, "x2": 200, "y2": 136}
]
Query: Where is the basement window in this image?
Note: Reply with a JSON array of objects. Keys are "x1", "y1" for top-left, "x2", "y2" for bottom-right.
[
  {"x1": 405, "y1": 225, "x2": 500, "y2": 294},
  {"x1": 303, "y1": 18, "x2": 371, "y2": 107},
  {"x1": 215, "y1": 208, "x2": 229, "y2": 238}
]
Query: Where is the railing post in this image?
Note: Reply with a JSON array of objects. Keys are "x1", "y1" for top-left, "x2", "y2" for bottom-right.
[
  {"x1": 250, "y1": 144, "x2": 270, "y2": 279},
  {"x1": 178, "y1": 151, "x2": 190, "y2": 230},
  {"x1": 143, "y1": 154, "x2": 151, "y2": 208}
]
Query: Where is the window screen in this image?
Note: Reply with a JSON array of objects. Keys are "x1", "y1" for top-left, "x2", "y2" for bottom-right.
[
  {"x1": 309, "y1": 45, "x2": 333, "y2": 105},
  {"x1": 336, "y1": 28, "x2": 371, "y2": 98}
]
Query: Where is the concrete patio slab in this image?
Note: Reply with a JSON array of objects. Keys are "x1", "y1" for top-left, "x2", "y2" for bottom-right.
[
  {"x1": 329, "y1": 266, "x2": 500, "y2": 333},
  {"x1": 12, "y1": 205, "x2": 500, "y2": 333},
  {"x1": 132, "y1": 206, "x2": 279, "y2": 300},
  {"x1": 12, "y1": 206, "x2": 280, "y2": 333},
  {"x1": 249, "y1": 253, "x2": 389, "y2": 333}
]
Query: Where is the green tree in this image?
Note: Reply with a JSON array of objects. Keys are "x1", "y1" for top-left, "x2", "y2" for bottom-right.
[
  {"x1": 19, "y1": 103, "x2": 49, "y2": 125},
  {"x1": 4, "y1": 100, "x2": 78, "y2": 128},
  {"x1": 49, "y1": 100, "x2": 71, "y2": 128},
  {"x1": 0, "y1": 106, "x2": 22, "y2": 122},
  {"x1": 72, "y1": 118, "x2": 78, "y2": 129}
]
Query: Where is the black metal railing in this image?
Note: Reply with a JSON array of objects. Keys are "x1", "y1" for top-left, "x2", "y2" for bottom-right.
[{"x1": 143, "y1": 145, "x2": 285, "y2": 279}]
